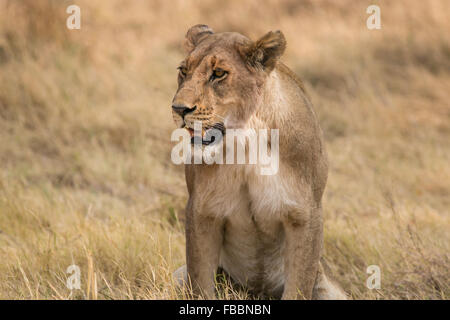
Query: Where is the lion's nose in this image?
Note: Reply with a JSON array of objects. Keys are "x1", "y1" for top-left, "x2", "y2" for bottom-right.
[{"x1": 172, "y1": 104, "x2": 197, "y2": 117}]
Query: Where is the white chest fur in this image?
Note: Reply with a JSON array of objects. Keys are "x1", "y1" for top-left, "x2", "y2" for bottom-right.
[{"x1": 209, "y1": 164, "x2": 301, "y2": 297}]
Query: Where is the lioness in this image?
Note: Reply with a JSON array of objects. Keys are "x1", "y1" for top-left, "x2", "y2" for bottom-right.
[{"x1": 171, "y1": 24, "x2": 346, "y2": 300}]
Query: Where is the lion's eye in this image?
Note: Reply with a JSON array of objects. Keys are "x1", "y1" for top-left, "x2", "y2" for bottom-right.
[
  {"x1": 211, "y1": 69, "x2": 227, "y2": 81},
  {"x1": 178, "y1": 66, "x2": 187, "y2": 77}
]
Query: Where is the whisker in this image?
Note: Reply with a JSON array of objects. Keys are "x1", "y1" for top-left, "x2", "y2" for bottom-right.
[{"x1": 212, "y1": 113, "x2": 225, "y2": 120}]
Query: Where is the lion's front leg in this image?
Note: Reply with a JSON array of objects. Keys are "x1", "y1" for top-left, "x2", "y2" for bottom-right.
[
  {"x1": 185, "y1": 199, "x2": 224, "y2": 299},
  {"x1": 281, "y1": 206, "x2": 323, "y2": 300}
]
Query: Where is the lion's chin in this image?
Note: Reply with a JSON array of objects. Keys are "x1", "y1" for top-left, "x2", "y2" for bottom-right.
[
  {"x1": 184, "y1": 124, "x2": 225, "y2": 146},
  {"x1": 190, "y1": 130, "x2": 223, "y2": 146}
]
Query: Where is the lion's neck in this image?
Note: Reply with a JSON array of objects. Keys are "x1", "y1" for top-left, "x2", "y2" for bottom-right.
[{"x1": 250, "y1": 69, "x2": 290, "y2": 130}]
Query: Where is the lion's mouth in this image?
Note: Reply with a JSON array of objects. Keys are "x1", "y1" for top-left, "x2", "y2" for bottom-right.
[{"x1": 184, "y1": 123, "x2": 225, "y2": 146}]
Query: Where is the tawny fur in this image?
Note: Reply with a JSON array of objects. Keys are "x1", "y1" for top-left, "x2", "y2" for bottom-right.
[{"x1": 172, "y1": 25, "x2": 346, "y2": 300}]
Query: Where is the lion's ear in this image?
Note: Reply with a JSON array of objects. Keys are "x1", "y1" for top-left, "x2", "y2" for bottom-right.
[
  {"x1": 184, "y1": 24, "x2": 214, "y2": 52},
  {"x1": 242, "y1": 30, "x2": 286, "y2": 72}
]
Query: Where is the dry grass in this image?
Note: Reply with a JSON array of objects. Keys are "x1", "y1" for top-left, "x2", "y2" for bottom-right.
[{"x1": 0, "y1": 0, "x2": 449, "y2": 299}]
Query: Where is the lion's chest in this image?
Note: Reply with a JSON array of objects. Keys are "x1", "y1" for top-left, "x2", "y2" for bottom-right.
[{"x1": 212, "y1": 165, "x2": 298, "y2": 297}]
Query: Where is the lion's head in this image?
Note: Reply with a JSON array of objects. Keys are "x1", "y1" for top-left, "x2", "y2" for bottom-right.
[{"x1": 171, "y1": 24, "x2": 286, "y2": 145}]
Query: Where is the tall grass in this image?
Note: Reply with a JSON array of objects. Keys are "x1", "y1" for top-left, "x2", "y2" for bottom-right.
[{"x1": 0, "y1": 0, "x2": 448, "y2": 299}]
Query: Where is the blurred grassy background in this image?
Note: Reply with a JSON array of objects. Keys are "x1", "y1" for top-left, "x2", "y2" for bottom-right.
[{"x1": 0, "y1": 0, "x2": 448, "y2": 299}]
